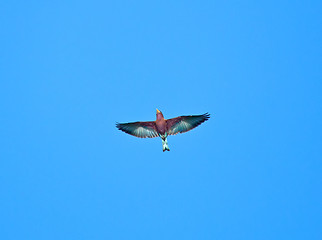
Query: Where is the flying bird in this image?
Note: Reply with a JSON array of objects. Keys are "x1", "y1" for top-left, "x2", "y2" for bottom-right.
[{"x1": 116, "y1": 109, "x2": 210, "y2": 152}]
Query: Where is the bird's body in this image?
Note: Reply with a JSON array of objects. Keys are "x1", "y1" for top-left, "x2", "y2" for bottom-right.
[
  {"x1": 116, "y1": 109, "x2": 210, "y2": 152},
  {"x1": 155, "y1": 111, "x2": 166, "y2": 135}
]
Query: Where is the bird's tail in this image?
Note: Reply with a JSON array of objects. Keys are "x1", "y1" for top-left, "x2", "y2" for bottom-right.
[{"x1": 162, "y1": 137, "x2": 170, "y2": 152}]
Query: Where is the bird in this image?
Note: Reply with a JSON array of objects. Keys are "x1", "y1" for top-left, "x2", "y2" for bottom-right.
[{"x1": 116, "y1": 109, "x2": 210, "y2": 152}]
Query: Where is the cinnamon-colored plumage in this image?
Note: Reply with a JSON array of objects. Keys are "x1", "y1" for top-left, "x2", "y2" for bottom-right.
[{"x1": 116, "y1": 109, "x2": 210, "y2": 151}]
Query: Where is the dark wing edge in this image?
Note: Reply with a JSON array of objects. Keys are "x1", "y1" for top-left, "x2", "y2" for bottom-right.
[
  {"x1": 166, "y1": 112, "x2": 210, "y2": 135},
  {"x1": 116, "y1": 121, "x2": 159, "y2": 138}
]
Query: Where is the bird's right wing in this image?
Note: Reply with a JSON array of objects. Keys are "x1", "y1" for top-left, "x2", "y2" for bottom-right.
[
  {"x1": 116, "y1": 121, "x2": 159, "y2": 138},
  {"x1": 166, "y1": 113, "x2": 210, "y2": 135}
]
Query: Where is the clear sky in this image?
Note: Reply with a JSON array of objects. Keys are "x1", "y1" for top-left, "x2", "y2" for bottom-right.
[{"x1": 1, "y1": 1, "x2": 321, "y2": 239}]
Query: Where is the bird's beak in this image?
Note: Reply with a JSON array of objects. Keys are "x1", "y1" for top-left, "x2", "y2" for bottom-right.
[{"x1": 156, "y1": 109, "x2": 161, "y2": 113}]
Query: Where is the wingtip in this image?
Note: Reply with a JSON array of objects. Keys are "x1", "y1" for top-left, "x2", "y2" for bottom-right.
[{"x1": 204, "y1": 112, "x2": 211, "y2": 119}]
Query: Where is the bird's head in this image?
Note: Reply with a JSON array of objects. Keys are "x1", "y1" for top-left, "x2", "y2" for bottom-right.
[{"x1": 156, "y1": 109, "x2": 164, "y2": 119}]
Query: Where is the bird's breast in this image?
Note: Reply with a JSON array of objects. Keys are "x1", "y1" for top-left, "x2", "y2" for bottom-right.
[{"x1": 156, "y1": 119, "x2": 166, "y2": 135}]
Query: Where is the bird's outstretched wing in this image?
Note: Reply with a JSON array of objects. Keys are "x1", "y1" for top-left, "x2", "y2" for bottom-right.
[
  {"x1": 116, "y1": 121, "x2": 159, "y2": 138},
  {"x1": 166, "y1": 113, "x2": 210, "y2": 135}
]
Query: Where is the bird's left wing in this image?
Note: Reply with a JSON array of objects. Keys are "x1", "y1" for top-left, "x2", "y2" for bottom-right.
[
  {"x1": 166, "y1": 113, "x2": 210, "y2": 135},
  {"x1": 116, "y1": 121, "x2": 159, "y2": 138}
]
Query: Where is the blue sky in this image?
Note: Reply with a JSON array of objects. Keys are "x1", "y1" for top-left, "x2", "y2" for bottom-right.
[{"x1": 1, "y1": 1, "x2": 321, "y2": 239}]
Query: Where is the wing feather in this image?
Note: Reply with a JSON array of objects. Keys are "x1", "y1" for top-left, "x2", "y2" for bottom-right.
[
  {"x1": 116, "y1": 121, "x2": 158, "y2": 138},
  {"x1": 166, "y1": 113, "x2": 210, "y2": 135}
]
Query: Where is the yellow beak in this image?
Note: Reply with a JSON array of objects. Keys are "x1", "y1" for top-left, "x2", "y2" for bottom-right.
[{"x1": 156, "y1": 109, "x2": 161, "y2": 113}]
